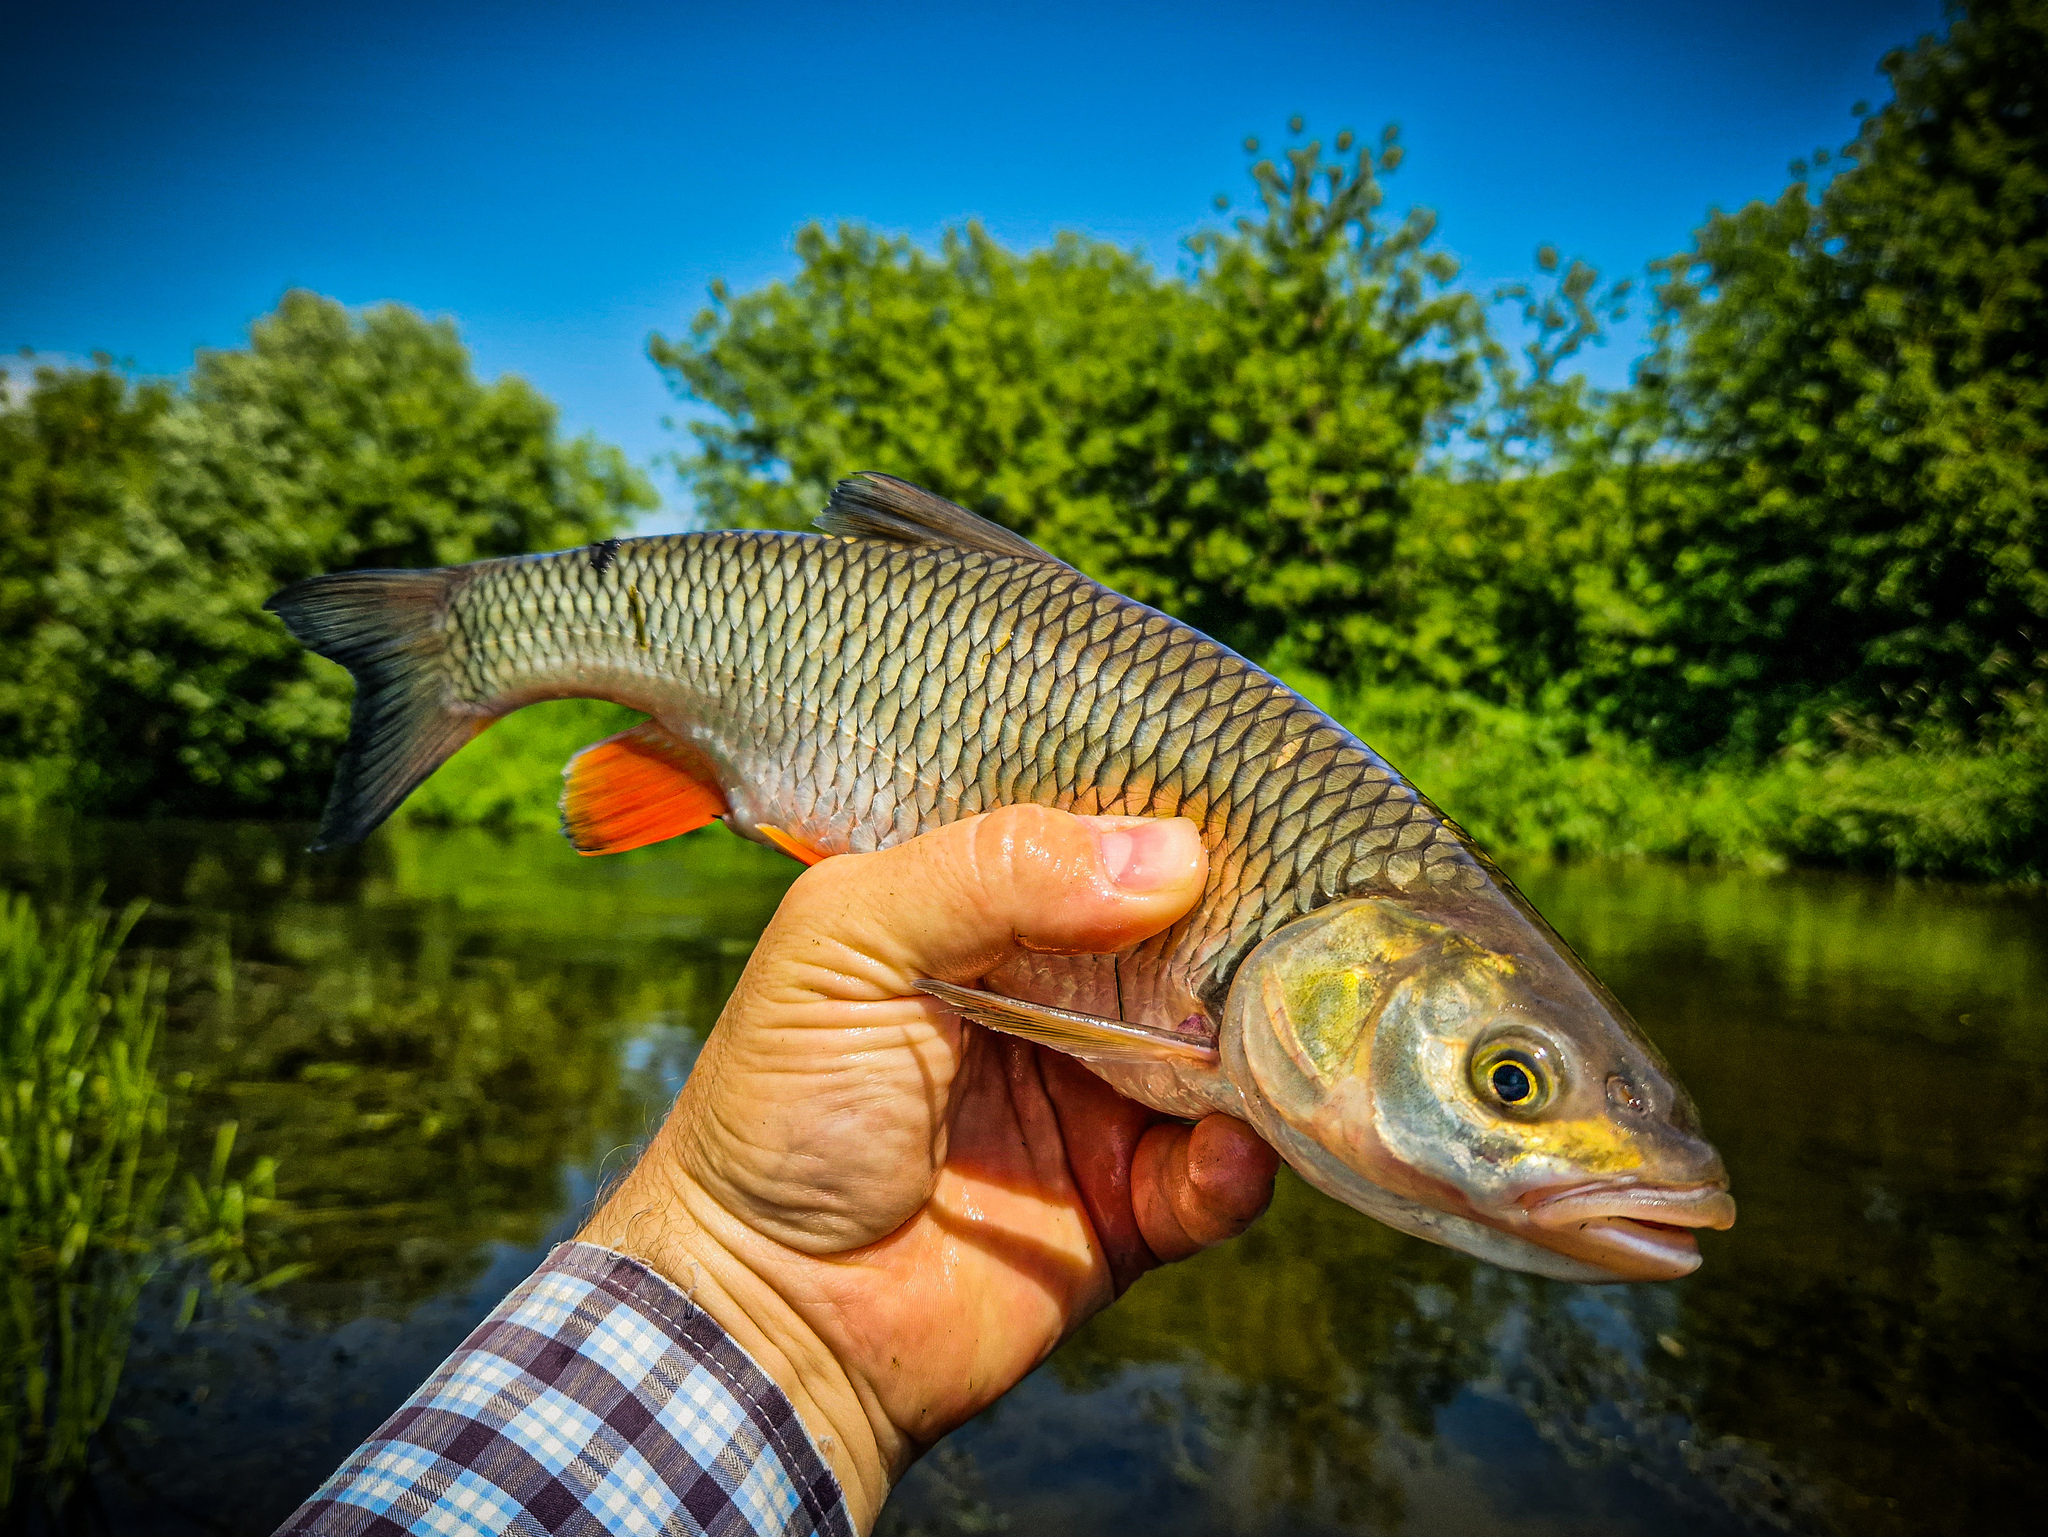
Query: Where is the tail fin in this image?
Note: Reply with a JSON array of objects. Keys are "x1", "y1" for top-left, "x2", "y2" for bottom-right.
[{"x1": 265, "y1": 567, "x2": 484, "y2": 849}]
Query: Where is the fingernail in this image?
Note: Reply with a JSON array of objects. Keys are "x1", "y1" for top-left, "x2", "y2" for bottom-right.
[{"x1": 1087, "y1": 817, "x2": 1200, "y2": 892}]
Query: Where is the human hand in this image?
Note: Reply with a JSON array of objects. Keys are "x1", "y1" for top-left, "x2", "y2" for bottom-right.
[{"x1": 579, "y1": 806, "x2": 1279, "y2": 1530}]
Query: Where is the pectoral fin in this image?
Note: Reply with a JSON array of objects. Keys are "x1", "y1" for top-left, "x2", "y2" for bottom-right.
[
  {"x1": 561, "y1": 721, "x2": 728, "y2": 855},
  {"x1": 915, "y1": 979, "x2": 1219, "y2": 1065}
]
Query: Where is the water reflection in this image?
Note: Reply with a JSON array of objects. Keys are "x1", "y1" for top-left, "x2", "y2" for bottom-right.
[{"x1": 0, "y1": 821, "x2": 2040, "y2": 1535}]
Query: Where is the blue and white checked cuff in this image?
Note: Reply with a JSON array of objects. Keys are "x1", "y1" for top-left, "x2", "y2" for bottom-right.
[{"x1": 276, "y1": 1242, "x2": 854, "y2": 1537}]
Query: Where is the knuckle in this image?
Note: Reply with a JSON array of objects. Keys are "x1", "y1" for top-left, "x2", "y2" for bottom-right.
[
  {"x1": 970, "y1": 804, "x2": 1088, "y2": 887},
  {"x1": 975, "y1": 803, "x2": 1068, "y2": 857}
]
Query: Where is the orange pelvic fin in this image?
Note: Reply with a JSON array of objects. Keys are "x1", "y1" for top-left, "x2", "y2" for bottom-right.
[
  {"x1": 755, "y1": 824, "x2": 832, "y2": 866},
  {"x1": 560, "y1": 721, "x2": 727, "y2": 856}
]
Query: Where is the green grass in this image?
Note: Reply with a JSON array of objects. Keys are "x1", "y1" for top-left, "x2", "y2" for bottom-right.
[
  {"x1": 0, "y1": 897, "x2": 170, "y2": 1506},
  {"x1": 0, "y1": 894, "x2": 300, "y2": 1511}
]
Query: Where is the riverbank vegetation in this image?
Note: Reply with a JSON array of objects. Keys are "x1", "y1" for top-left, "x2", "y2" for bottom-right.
[
  {"x1": 2, "y1": 3, "x2": 2040, "y2": 878},
  {"x1": 655, "y1": 2, "x2": 2044, "y2": 880},
  {"x1": 0, "y1": 294, "x2": 653, "y2": 821},
  {"x1": 0, "y1": 894, "x2": 301, "y2": 1508}
]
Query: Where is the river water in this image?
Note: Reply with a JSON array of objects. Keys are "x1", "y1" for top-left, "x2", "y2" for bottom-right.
[{"x1": 3, "y1": 817, "x2": 2041, "y2": 1535}]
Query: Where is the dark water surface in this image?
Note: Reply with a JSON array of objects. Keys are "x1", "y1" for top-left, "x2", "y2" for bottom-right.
[{"x1": 4, "y1": 819, "x2": 2042, "y2": 1535}]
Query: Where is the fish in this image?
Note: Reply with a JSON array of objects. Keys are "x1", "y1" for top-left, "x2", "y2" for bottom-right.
[{"x1": 266, "y1": 473, "x2": 1735, "y2": 1283}]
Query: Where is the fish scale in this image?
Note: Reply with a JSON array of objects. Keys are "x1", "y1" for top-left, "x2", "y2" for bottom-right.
[
  {"x1": 268, "y1": 472, "x2": 1735, "y2": 1284},
  {"x1": 435, "y1": 527, "x2": 1478, "y2": 1015}
]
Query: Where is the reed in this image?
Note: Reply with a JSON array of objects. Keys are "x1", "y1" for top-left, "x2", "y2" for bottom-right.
[
  {"x1": 0, "y1": 893, "x2": 302, "y2": 1510},
  {"x1": 0, "y1": 894, "x2": 169, "y2": 1507}
]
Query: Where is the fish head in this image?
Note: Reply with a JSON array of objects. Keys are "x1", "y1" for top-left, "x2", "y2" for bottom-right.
[{"x1": 1221, "y1": 891, "x2": 1733, "y2": 1283}]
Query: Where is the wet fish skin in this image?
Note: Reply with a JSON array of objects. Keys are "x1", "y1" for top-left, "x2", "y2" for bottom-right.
[
  {"x1": 267, "y1": 475, "x2": 1732, "y2": 1283},
  {"x1": 436, "y1": 526, "x2": 1488, "y2": 1026}
]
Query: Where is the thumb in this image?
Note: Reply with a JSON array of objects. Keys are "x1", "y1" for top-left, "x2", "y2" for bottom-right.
[{"x1": 758, "y1": 804, "x2": 1209, "y2": 1002}]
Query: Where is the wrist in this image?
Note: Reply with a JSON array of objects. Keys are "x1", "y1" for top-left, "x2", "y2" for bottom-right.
[{"x1": 579, "y1": 1128, "x2": 897, "y2": 1532}]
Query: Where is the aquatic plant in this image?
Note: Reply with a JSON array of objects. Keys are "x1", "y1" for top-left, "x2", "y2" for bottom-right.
[
  {"x1": 0, "y1": 896, "x2": 168, "y2": 1506},
  {"x1": 0, "y1": 893, "x2": 300, "y2": 1509}
]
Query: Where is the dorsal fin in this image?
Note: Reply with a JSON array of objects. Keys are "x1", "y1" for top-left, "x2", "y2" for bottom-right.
[{"x1": 815, "y1": 473, "x2": 1064, "y2": 566}]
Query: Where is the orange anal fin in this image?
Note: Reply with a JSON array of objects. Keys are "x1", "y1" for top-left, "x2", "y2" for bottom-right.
[
  {"x1": 756, "y1": 824, "x2": 832, "y2": 866},
  {"x1": 561, "y1": 721, "x2": 727, "y2": 856}
]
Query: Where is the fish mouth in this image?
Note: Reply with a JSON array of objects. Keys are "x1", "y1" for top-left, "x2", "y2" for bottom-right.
[{"x1": 1519, "y1": 1181, "x2": 1737, "y2": 1282}]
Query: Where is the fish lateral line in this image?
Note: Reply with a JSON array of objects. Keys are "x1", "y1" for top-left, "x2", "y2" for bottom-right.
[{"x1": 263, "y1": 475, "x2": 1732, "y2": 1286}]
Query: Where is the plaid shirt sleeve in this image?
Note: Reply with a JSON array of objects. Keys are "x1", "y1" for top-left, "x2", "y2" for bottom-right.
[{"x1": 275, "y1": 1241, "x2": 854, "y2": 1537}]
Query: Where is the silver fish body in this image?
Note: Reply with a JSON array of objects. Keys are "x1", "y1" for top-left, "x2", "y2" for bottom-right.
[{"x1": 269, "y1": 475, "x2": 1735, "y2": 1282}]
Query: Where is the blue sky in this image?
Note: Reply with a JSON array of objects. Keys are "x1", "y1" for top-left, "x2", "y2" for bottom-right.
[{"x1": 5, "y1": 1, "x2": 1944, "y2": 524}]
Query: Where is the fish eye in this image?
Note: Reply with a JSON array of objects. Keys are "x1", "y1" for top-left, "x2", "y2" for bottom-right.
[
  {"x1": 1471, "y1": 1040, "x2": 1555, "y2": 1115},
  {"x1": 1491, "y1": 1058, "x2": 1536, "y2": 1104}
]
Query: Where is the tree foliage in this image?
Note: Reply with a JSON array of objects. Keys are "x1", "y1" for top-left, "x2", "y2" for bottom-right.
[
  {"x1": 656, "y1": 126, "x2": 1487, "y2": 671},
  {"x1": 5, "y1": 6, "x2": 2041, "y2": 879},
  {"x1": 662, "y1": 223, "x2": 1176, "y2": 538},
  {"x1": 0, "y1": 293, "x2": 653, "y2": 816},
  {"x1": 1342, "y1": 0, "x2": 2045, "y2": 775},
  {"x1": 1348, "y1": 250, "x2": 1664, "y2": 725},
  {"x1": 1636, "y1": 0, "x2": 2047, "y2": 755},
  {"x1": 664, "y1": 5, "x2": 2044, "y2": 786},
  {"x1": 0, "y1": 366, "x2": 174, "y2": 801}
]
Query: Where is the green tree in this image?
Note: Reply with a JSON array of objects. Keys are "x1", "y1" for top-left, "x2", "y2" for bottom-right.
[
  {"x1": 0, "y1": 363, "x2": 173, "y2": 796},
  {"x1": 1362, "y1": 248, "x2": 1662, "y2": 720},
  {"x1": 1641, "y1": 0, "x2": 2047, "y2": 757},
  {"x1": 1154, "y1": 125, "x2": 1486, "y2": 671},
  {"x1": 659, "y1": 221, "x2": 1179, "y2": 539},
  {"x1": 657, "y1": 123, "x2": 1488, "y2": 671},
  {"x1": 0, "y1": 293, "x2": 654, "y2": 816}
]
